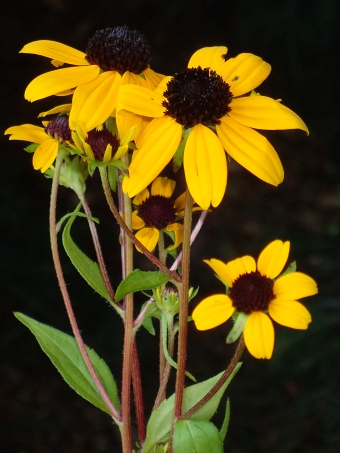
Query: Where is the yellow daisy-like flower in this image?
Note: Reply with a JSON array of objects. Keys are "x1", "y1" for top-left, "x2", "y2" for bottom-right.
[
  {"x1": 131, "y1": 177, "x2": 189, "y2": 253},
  {"x1": 118, "y1": 46, "x2": 309, "y2": 210},
  {"x1": 192, "y1": 240, "x2": 318, "y2": 359},
  {"x1": 21, "y1": 26, "x2": 163, "y2": 136},
  {"x1": 5, "y1": 114, "x2": 71, "y2": 172}
]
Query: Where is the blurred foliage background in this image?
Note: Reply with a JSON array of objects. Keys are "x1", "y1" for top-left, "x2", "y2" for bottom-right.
[{"x1": 1, "y1": 0, "x2": 339, "y2": 451}]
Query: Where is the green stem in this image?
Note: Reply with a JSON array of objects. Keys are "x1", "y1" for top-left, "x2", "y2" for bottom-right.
[
  {"x1": 158, "y1": 232, "x2": 167, "y2": 388},
  {"x1": 49, "y1": 152, "x2": 121, "y2": 423}
]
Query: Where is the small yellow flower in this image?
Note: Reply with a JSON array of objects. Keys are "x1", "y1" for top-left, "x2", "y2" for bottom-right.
[
  {"x1": 5, "y1": 114, "x2": 71, "y2": 172},
  {"x1": 131, "y1": 177, "x2": 190, "y2": 252},
  {"x1": 192, "y1": 240, "x2": 318, "y2": 359},
  {"x1": 118, "y1": 47, "x2": 309, "y2": 210},
  {"x1": 21, "y1": 26, "x2": 163, "y2": 137}
]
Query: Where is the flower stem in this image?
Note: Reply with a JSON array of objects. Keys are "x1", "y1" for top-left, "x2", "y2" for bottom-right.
[{"x1": 49, "y1": 152, "x2": 121, "y2": 423}]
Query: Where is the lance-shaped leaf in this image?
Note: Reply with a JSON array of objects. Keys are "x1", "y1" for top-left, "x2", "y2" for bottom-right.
[
  {"x1": 62, "y1": 208, "x2": 112, "y2": 301},
  {"x1": 115, "y1": 269, "x2": 170, "y2": 302},
  {"x1": 142, "y1": 363, "x2": 241, "y2": 452},
  {"x1": 14, "y1": 312, "x2": 120, "y2": 415},
  {"x1": 173, "y1": 420, "x2": 223, "y2": 453}
]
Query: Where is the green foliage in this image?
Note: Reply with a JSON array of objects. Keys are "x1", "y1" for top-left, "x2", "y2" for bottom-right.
[
  {"x1": 115, "y1": 269, "x2": 170, "y2": 302},
  {"x1": 14, "y1": 312, "x2": 120, "y2": 415},
  {"x1": 173, "y1": 420, "x2": 223, "y2": 453}
]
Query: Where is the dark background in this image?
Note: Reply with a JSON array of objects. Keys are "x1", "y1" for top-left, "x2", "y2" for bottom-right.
[{"x1": 1, "y1": 0, "x2": 340, "y2": 451}]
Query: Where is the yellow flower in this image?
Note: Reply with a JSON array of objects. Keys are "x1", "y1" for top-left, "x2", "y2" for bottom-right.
[
  {"x1": 192, "y1": 240, "x2": 318, "y2": 359},
  {"x1": 118, "y1": 47, "x2": 309, "y2": 210},
  {"x1": 5, "y1": 114, "x2": 71, "y2": 172},
  {"x1": 131, "y1": 177, "x2": 189, "y2": 252},
  {"x1": 21, "y1": 26, "x2": 163, "y2": 137}
]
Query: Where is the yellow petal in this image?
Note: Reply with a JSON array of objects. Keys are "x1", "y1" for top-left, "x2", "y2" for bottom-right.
[
  {"x1": 143, "y1": 67, "x2": 165, "y2": 89},
  {"x1": 174, "y1": 192, "x2": 186, "y2": 211},
  {"x1": 192, "y1": 294, "x2": 234, "y2": 330},
  {"x1": 166, "y1": 223, "x2": 183, "y2": 251},
  {"x1": 131, "y1": 210, "x2": 145, "y2": 230},
  {"x1": 224, "y1": 256, "x2": 256, "y2": 285},
  {"x1": 221, "y1": 53, "x2": 271, "y2": 97},
  {"x1": 229, "y1": 95, "x2": 309, "y2": 133},
  {"x1": 244, "y1": 312, "x2": 274, "y2": 359},
  {"x1": 188, "y1": 46, "x2": 228, "y2": 74},
  {"x1": 151, "y1": 177, "x2": 176, "y2": 198},
  {"x1": 257, "y1": 240, "x2": 290, "y2": 279},
  {"x1": 274, "y1": 272, "x2": 318, "y2": 300},
  {"x1": 203, "y1": 259, "x2": 234, "y2": 287},
  {"x1": 124, "y1": 117, "x2": 182, "y2": 197},
  {"x1": 269, "y1": 299, "x2": 312, "y2": 330},
  {"x1": 20, "y1": 40, "x2": 88, "y2": 65},
  {"x1": 38, "y1": 104, "x2": 72, "y2": 117},
  {"x1": 184, "y1": 124, "x2": 227, "y2": 210},
  {"x1": 25, "y1": 65, "x2": 100, "y2": 102},
  {"x1": 216, "y1": 116, "x2": 284, "y2": 186},
  {"x1": 135, "y1": 228, "x2": 159, "y2": 252},
  {"x1": 5, "y1": 124, "x2": 48, "y2": 144},
  {"x1": 116, "y1": 110, "x2": 150, "y2": 143},
  {"x1": 69, "y1": 71, "x2": 121, "y2": 131},
  {"x1": 117, "y1": 84, "x2": 165, "y2": 117},
  {"x1": 32, "y1": 139, "x2": 59, "y2": 172},
  {"x1": 132, "y1": 187, "x2": 150, "y2": 205}
]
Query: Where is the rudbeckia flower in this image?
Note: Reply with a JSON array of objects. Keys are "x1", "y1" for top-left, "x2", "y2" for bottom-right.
[
  {"x1": 117, "y1": 47, "x2": 309, "y2": 210},
  {"x1": 21, "y1": 26, "x2": 163, "y2": 136},
  {"x1": 131, "y1": 177, "x2": 190, "y2": 252},
  {"x1": 5, "y1": 114, "x2": 71, "y2": 172},
  {"x1": 192, "y1": 240, "x2": 318, "y2": 359}
]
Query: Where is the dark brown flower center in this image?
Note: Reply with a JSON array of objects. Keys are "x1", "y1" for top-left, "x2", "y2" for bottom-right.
[
  {"x1": 85, "y1": 26, "x2": 151, "y2": 74},
  {"x1": 229, "y1": 271, "x2": 274, "y2": 314},
  {"x1": 45, "y1": 115, "x2": 71, "y2": 142},
  {"x1": 85, "y1": 128, "x2": 119, "y2": 161},
  {"x1": 138, "y1": 195, "x2": 176, "y2": 230},
  {"x1": 162, "y1": 67, "x2": 233, "y2": 129}
]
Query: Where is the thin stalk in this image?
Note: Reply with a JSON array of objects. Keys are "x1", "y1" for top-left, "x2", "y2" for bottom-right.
[
  {"x1": 49, "y1": 152, "x2": 121, "y2": 423},
  {"x1": 158, "y1": 232, "x2": 167, "y2": 387},
  {"x1": 132, "y1": 340, "x2": 146, "y2": 446}
]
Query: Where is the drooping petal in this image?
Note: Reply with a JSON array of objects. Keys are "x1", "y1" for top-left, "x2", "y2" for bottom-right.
[
  {"x1": 229, "y1": 96, "x2": 309, "y2": 133},
  {"x1": 143, "y1": 67, "x2": 165, "y2": 89},
  {"x1": 274, "y1": 272, "x2": 318, "y2": 300},
  {"x1": 188, "y1": 46, "x2": 228, "y2": 74},
  {"x1": 216, "y1": 116, "x2": 284, "y2": 186},
  {"x1": 269, "y1": 299, "x2": 312, "y2": 330},
  {"x1": 116, "y1": 110, "x2": 150, "y2": 143},
  {"x1": 151, "y1": 176, "x2": 176, "y2": 198},
  {"x1": 132, "y1": 188, "x2": 150, "y2": 205},
  {"x1": 5, "y1": 124, "x2": 48, "y2": 144},
  {"x1": 184, "y1": 124, "x2": 227, "y2": 210},
  {"x1": 24, "y1": 65, "x2": 100, "y2": 102},
  {"x1": 123, "y1": 116, "x2": 182, "y2": 198},
  {"x1": 244, "y1": 312, "x2": 274, "y2": 359},
  {"x1": 221, "y1": 53, "x2": 271, "y2": 97},
  {"x1": 192, "y1": 294, "x2": 234, "y2": 330},
  {"x1": 38, "y1": 104, "x2": 72, "y2": 117},
  {"x1": 173, "y1": 192, "x2": 186, "y2": 211},
  {"x1": 131, "y1": 210, "x2": 145, "y2": 229},
  {"x1": 135, "y1": 227, "x2": 159, "y2": 252},
  {"x1": 20, "y1": 40, "x2": 88, "y2": 65},
  {"x1": 117, "y1": 84, "x2": 165, "y2": 118},
  {"x1": 166, "y1": 223, "x2": 183, "y2": 251},
  {"x1": 257, "y1": 240, "x2": 290, "y2": 279},
  {"x1": 69, "y1": 71, "x2": 122, "y2": 131},
  {"x1": 32, "y1": 139, "x2": 59, "y2": 172}
]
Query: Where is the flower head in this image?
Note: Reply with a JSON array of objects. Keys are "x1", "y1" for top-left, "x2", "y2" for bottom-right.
[
  {"x1": 118, "y1": 47, "x2": 309, "y2": 210},
  {"x1": 131, "y1": 177, "x2": 189, "y2": 252},
  {"x1": 5, "y1": 114, "x2": 71, "y2": 172},
  {"x1": 192, "y1": 240, "x2": 318, "y2": 359},
  {"x1": 20, "y1": 26, "x2": 163, "y2": 136}
]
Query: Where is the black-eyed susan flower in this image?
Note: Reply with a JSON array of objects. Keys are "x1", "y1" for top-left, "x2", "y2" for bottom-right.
[
  {"x1": 5, "y1": 114, "x2": 71, "y2": 172},
  {"x1": 117, "y1": 47, "x2": 309, "y2": 210},
  {"x1": 131, "y1": 177, "x2": 189, "y2": 252},
  {"x1": 192, "y1": 240, "x2": 318, "y2": 359},
  {"x1": 21, "y1": 26, "x2": 163, "y2": 136}
]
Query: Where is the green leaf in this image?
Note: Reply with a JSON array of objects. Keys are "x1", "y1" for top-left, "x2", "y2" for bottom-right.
[
  {"x1": 115, "y1": 270, "x2": 170, "y2": 302},
  {"x1": 173, "y1": 127, "x2": 191, "y2": 172},
  {"x1": 14, "y1": 312, "x2": 120, "y2": 415},
  {"x1": 107, "y1": 165, "x2": 117, "y2": 192},
  {"x1": 142, "y1": 364, "x2": 241, "y2": 452},
  {"x1": 24, "y1": 143, "x2": 39, "y2": 153},
  {"x1": 219, "y1": 398, "x2": 231, "y2": 442},
  {"x1": 62, "y1": 207, "x2": 112, "y2": 302},
  {"x1": 173, "y1": 420, "x2": 223, "y2": 453}
]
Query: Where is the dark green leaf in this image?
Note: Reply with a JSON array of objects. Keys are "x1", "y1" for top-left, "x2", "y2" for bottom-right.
[
  {"x1": 115, "y1": 270, "x2": 170, "y2": 302},
  {"x1": 173, "y1": 420, "x2": 223, "y2": 453}
]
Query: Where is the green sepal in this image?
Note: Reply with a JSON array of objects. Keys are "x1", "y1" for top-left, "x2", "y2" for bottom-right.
[
  {"x1": 62, "y1": 205, "x2": 114, "y2": 303},
  {"x1": 219, "y1": 398, "x2": 231, "y2": 442},
  {"x1": 173, "y1": 420, "x2": 223, "y2": 453},
  {"x1": 277, "y1": 261, "x2": 297, "y2": 279},
  {"x1": 142, "y1": 364, "x2": 242, "y2": 452},
  {"x1": 172, "y1": 127, "x2": 192, "y2": 172},
  {"x1": 115, "y1": 270, "x2": 170, "y2": 302},
  {"x1": 24, "y1": 143, "x2": 39, "y2": 153},
  {"x1": 107, "y1": 165, "x2": 117, "y2": 192},
  {"x1": 226, "y1": 312, "x2": 248, "y2": 344},
  {"x1": 14, "y1": 312, "x2": 120, "y2": 415}
]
